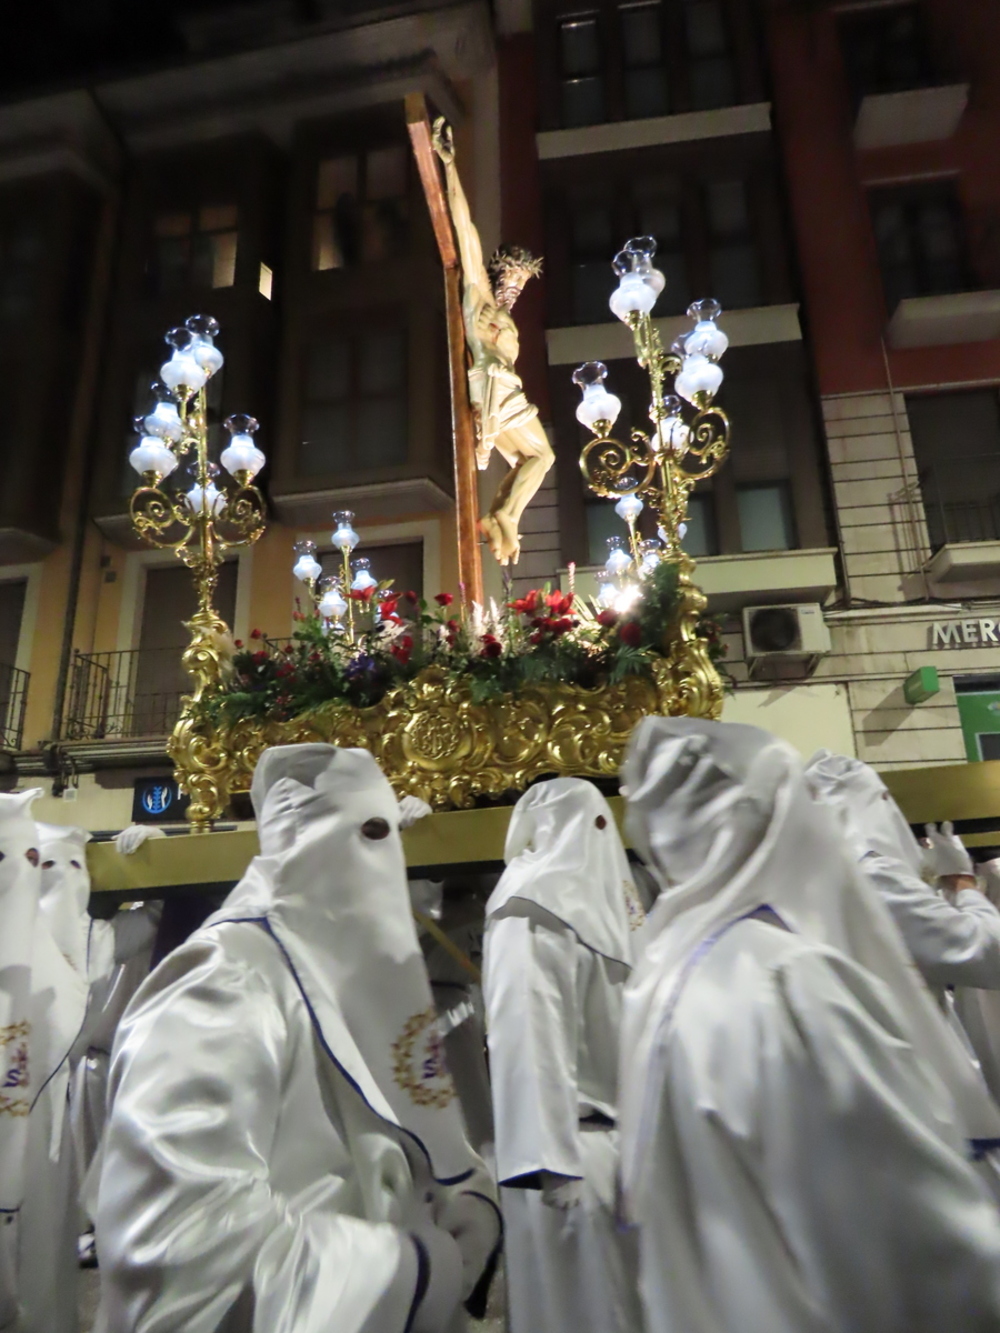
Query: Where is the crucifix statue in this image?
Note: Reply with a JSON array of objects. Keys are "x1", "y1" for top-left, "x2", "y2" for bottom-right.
[{"x1": 429, "y1": 118, "x2": 555, "y2": 568}]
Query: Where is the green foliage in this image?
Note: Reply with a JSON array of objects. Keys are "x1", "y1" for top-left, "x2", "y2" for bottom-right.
[{"x1": 194, "y1": 567, "x2": 704, "y2": 730}]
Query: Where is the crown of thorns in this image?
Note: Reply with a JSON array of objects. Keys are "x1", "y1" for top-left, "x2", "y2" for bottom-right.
[{"x1": 488, "y1": 246, "x2": 543, "y2": 285}]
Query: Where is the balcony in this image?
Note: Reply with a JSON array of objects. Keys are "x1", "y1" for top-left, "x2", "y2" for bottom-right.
[
  {"x1": 887, "y1": 290, "x2": 1000, "y2": 349},
  {"x1": 546, "y1": 304, "x2": 802, "y2": 366},
  {"x1": 919, "y1": 454, "x2": 1000, "y2": 588},
  {"x1": 854, "y1": 83, "x2": 968, "y2": 150},
  {"x1": 559, "y1": 548, "x2": 838, "y2": 613},
  {"x1": 536, "y1": 102, "x2": 771, "y2": 162},
  {"x1": 0, "y1": 664, "x2": 29, "y2": 752},
  {"x1": 65, "y1": 649, "x2": 184, "y2": 743}
]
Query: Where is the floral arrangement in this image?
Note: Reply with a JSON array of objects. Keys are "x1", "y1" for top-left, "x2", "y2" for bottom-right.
[{"x1": 201, "y1": 561, "x2": 728, "y2": 728}]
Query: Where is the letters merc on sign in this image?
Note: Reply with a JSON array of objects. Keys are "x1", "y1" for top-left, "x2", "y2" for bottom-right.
[{"x1": 931, "y1": 620, "x2": 1000, "y2": 647}]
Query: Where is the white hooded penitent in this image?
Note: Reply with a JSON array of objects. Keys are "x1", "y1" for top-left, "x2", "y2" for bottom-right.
[
  {"x1": 483, "y1": 778, "x2": 644, "y2": 1333},
  {"x1": 97, "y1": 744, "x2": 498, "y2": 1333},
  {"x1": 619, "y1": 718, "x2": 1000, "y2": 1333}
]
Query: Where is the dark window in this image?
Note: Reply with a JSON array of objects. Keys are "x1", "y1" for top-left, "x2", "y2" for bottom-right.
[
  {"x1": 585, "y1": 499, "x2": 623, "y2": 564},
  {"x1": 558, "y1": 14, "x2": 606, "y2": 126},
  {"x1": 839, "y1": 3, "x2": 934, "y2": 103},
  {"x1": 570, "y1": 203, "x2": 616, "y2": 323},
  {"x1": 684, "y1": 0, "x2": 735, "y2": 110},
  {"x1": 150, "y1": 205, "x2": 238, "y2": 294},
  {"x1": 638, "y1": 194, "x2": 689, "y2": 314},
  {"x1": 909, "y1": 390, "x2": 1000, "y2": 547},
  {"x1": 312, "y1": 145, "x2": 408, "y2": 271},
  {"x1": 737, "y1": 481, "x2": 795, "y2": 552},
  {"x1": 299, "y1": 327, "x2": 408, "y2": 476},
  {"x1": 682, "y1": 491, "x2": 718, "y2": 557},
  {"x1": 620, "y1": 3, "x2": 669, "y2": 118},
  {"x1": 0, "y1": 216, "x2": 43, "y2": 328},
  {"x1": 0, "y1": 580, "x2": 26, "y2": 670},
  {"x1": 706, "y1": 179, "x2": 761, "y2": 309},
  {"x1": 870, "y1": 183, "x2": 970, "y2": 312}
]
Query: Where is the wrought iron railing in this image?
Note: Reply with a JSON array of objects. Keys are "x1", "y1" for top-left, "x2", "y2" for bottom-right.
[
  {"x1": 918, "y1": 454, "x2": 1000, "y2": 551},
  {"x1": 65, "y1": 648, "x2": 185, "y2": 741},
  {"x1": 0, "y1": 663, "x2": 29, "y2": 751}
]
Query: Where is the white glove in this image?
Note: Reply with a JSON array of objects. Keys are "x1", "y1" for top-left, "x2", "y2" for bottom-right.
[
  {"x1": 114, "y1": 824, "x2": 167, "y2": 855},
  {"x1": 399, "y1": 795, "x2": 433, "y2": 829},
  {"x1": 924, "y1": 822, "x2": 974, "y2": 879},
  {"x1": 540, "y1": 1170, "x2": 584, "y2": 1210},
  {"x1": 410, "y1": 1223, "x2": 463, "y2": 1333},
  {"x1": 435, "y1": 1188, "x2": 501, "y2": 1301}
]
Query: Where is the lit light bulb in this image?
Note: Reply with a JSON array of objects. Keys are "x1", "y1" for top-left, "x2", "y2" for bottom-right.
[
  {"x1": 683, "y1": 299, "x2": 728, "y2": 361},
  {"x1": 185, "y1": 315, "x2": 224, "y2": 377},
  {"x1": 143, "y1": 399, "x2": 184, "y2": 443},
  {"x1": 331, "y1": 510, "x2": 360, "y2": 552},
  {"x1": 615, "y1": 582, "x2": 641, "y2": 613},
  {"x1": 185, "y1": 481, "x2": 225, "y2": 516},
  {"x1": 350, "y1": 558, "x2": 377, "y2": 593},
  {"x1": 674, "y1": 353, "x2": 723, "y2": 405},
  {"x1": 220, "y1": 414, "x2": 264, "y2": 480},
  {"x1": 639, "y1": 539, "x2": 661, "y2": 575},
  {"x1": 572, "y1": 361, "x2": 622, "y2": 432},
  {"x1": 655, "y1": 395, "x2": 692, "y2": 454},
  {"x1": 595, "y1": 572, "x2": 618, "y2": 609},
  {"x1": 609, "y1": 236, "x2": 665, "y2": 322},
  {"x1": 605, "y1": 536, "x2": 631, "y2": 578},
  {"x1": 292, "y1": 539, "x2": 322, "y2": 585},
  {"x1": 318, "y1": 577, "x2": 347, "y2": 621}
]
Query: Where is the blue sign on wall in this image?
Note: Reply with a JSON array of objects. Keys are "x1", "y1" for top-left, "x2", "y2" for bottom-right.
[{"x1": 132, "y1": 777, "x2": 189, "y2": 824}]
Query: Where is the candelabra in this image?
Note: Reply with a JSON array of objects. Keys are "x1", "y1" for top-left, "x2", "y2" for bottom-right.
[
  {"x1": 128, "y1": 314, "x2": 266, "y2": 828},
  {"x1": 292, "y1": 511, "x2": 379, "y2": 644},
  {"x1": 573, "y1": 236, "x2": 730, "y2": 717}
]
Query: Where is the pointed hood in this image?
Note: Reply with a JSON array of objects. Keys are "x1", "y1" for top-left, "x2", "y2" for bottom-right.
[
  {"x1": 38, "y1": 823, "x2": 93, "y2": 978},
  {"x1": 486, "y1": 778, "x2": 644, "y2": 965},
  {"x1": 804, "y1": 749, "x2": 927, "y2": 877},
  {"x1": 618, "y1": 718, "x2": 1000, "y2": 1210},
  {"x1": 204, "y1": 744, "x2": 480, "y2": 1183}
]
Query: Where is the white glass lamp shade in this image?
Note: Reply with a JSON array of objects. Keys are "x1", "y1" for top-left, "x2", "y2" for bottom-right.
[
  {"x1": 605, "y1": 537, "x2": 631, "y2": 577},
  {"x1": 350, "y1": 558, "x2": 378, "y2": 593},
  {"x1": 129, "y1": 436, "x2": 177, "y2": 479},
  {"x1": 609, "y1": 272, "x2": 658, "y2": 322},
  {"x1": 614, "y1": 237, "x2": 666, "y2": 294},
  {"x1": 684, "y1": 319, "x2": 728, "y2": 361},
  {"x1": 655, "y1": 396, "x2": 692, "y2": 454},
  {"x1": 292, "y1": 540, "x2": 322, "y2": 585},
  {"x1": 186, "y1": 317, "x2": 224, "y2": 377},
  {"x1": 639, "y1": 539, "x2": 662, "y2": 574},
  {"x1": 143, "y1": 399, "x2": 184, "y2": 443},
  {"x1": 595, "y1": 572, "x2": 618, "y2": 609},
  {"x1": 572, "y1": 361, "x2": 622, "y2": 431},
  {"x1": 185, "y1": 482, "x2": 225, "y2": 517},
  {"x1": 220, "y1": 436, "x2": 265, "y2": 480},
  {"x1": 615, "y1": 582, "x2": 641, "y2": 613},
  {"x1": 318, "y1": 578, "x2": 347, "y2": 620},
  {"x1": 331, "y1": 510, "x2": 360, "y2": 552},
  {"x1": 615, "y1": 493, "x2": 643, "y2": 524},
  {"x1": 161, "y1": 351, "x2": 209, "y2": 394},
  {"x1": 675, "y1": 353, "x2": 724, "y2": 404}
]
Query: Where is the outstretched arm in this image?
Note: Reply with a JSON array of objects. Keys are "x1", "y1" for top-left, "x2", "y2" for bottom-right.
[{"x1": 432, "y1": 118, "x2": 491, "y2": 297}]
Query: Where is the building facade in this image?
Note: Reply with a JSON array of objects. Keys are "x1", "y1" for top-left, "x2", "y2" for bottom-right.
[{"x1": 2, "y1": 0, "x2": 999, "y2": 829}]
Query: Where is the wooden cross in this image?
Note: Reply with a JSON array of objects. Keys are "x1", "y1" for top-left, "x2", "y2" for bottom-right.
[{"x1": 405, "y1": 92, "x2": 484, "y2": 607}]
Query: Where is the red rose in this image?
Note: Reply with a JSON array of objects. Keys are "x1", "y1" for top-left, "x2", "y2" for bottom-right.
[
  {"x1": 619, "y1": 621, "x2": 642, "y2": 647},
  {"x1": 404, "y1": 590, "x2": 419, "y2": 603},
  {"x1": 233, "y1": 639, "x2": 243, "y2": 648},
  {"x1": 434, "y1": 592, "x2": 454, "y2": 607},
  {"x1": 597, "y1": 610, "x2": 618, "y2": 628},
  {"x1": 250, "y1": 628, "x2": 263, "y2": 640},
  {"x1": 528, "y1": 631, "x2": 542, "y2": 645},
  {"x1": 481, "y1": 640, "x2": 502, "y2": 658},
  {"x1": 551, "y1": 617, "x2": 573, "y2": 636},
  {"x1": 446, "y1": 619, "x2": 460, "y2": 632},
  {"x1": 252, "y1": 650, "x2": 268, "y2": 663}
]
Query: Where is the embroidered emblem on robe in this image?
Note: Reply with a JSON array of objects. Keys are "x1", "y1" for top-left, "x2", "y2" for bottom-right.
[
  {"x1": 0, "y1": 1021, "x2": 30, "y2": 1116},
  {"x1": 391, "y1": 1006, "x2": 457, "y2": 1108},
  {"x1": 623, "y1": 880, "x2": 646, "y2": 931}
]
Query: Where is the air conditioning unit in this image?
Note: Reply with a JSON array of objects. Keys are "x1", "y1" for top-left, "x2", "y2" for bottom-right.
[{"x1": 742, "y1": 603, "x2": 831, "y2": 666}]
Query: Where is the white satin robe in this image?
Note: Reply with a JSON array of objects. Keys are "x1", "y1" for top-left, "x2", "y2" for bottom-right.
[
  {"x1": 95, "y1": 922, "x2": 452, "y2": 1333},
  {"x1": 863, "y1": 851, "x2": 1000, "y2": 1103},
  {"x1": 632, "y1": 915, "x2": 1000, "y2": 1333},
  {"x1": 483, "y1": 904, "x2": 642, "y2": 1333}
]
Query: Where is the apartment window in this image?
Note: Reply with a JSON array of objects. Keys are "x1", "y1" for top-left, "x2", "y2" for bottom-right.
[
  {"x1": 151, "y1": 205, "x2": 238, "y2": 293},
  {"x1": 620, "y1": 3, "x2": 668, "y2": 119},
  {"x1": 299, "y1": 327, "x2": 407, "y2": 476},
  {"x1": 909, "y1": 390, "x2": 1000, "y2": 547},
  {"x1": 706, "y1": 179, "x2": 761, "y2": 309},
  {"x1": 570, "y1": 203, "x2": 616, "y2": 323},
  {"x1": 585, "y1": 499, "x2": 622, "y2": 565},
  {"x1": 682, "y1": 491, "x2": 718, "y2": 558},
  {"x1": 558, "y1": 14, "x2": 606, "y2": 127},
  {"x1": 737, "y1": 482, "x2": 795, "y2": 552},
  {"x1": 313, "y1": 146, "x2": 408, "y2": 271},
  {"x1": 321, "y1": 540, "x2": 424, "y2": 600},
  {"x1": 870, "y1": 184, "x2": 969, "y2": 312},
  {"x1": 0, "y1": 580, "x2": 25, "y2": 670},
  {"x1": 637, "y1": 194, "x2": 689, "y2": 314},
  {"x1": 684, "y1": 0, "x2": 735, "y2": 110},
  {"x1": 839, "y1": 2, "x2": 933, "y2": 103}
]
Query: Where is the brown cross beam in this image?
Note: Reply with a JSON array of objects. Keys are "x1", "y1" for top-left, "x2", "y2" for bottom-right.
[{"x1": 405, "y1": 92, "x2": 484, "y2": 607}]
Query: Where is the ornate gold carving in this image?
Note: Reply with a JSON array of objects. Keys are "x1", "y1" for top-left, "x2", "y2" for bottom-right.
[{"x1": 173, "y1": 654, "x2": 720, "y2": 823}]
